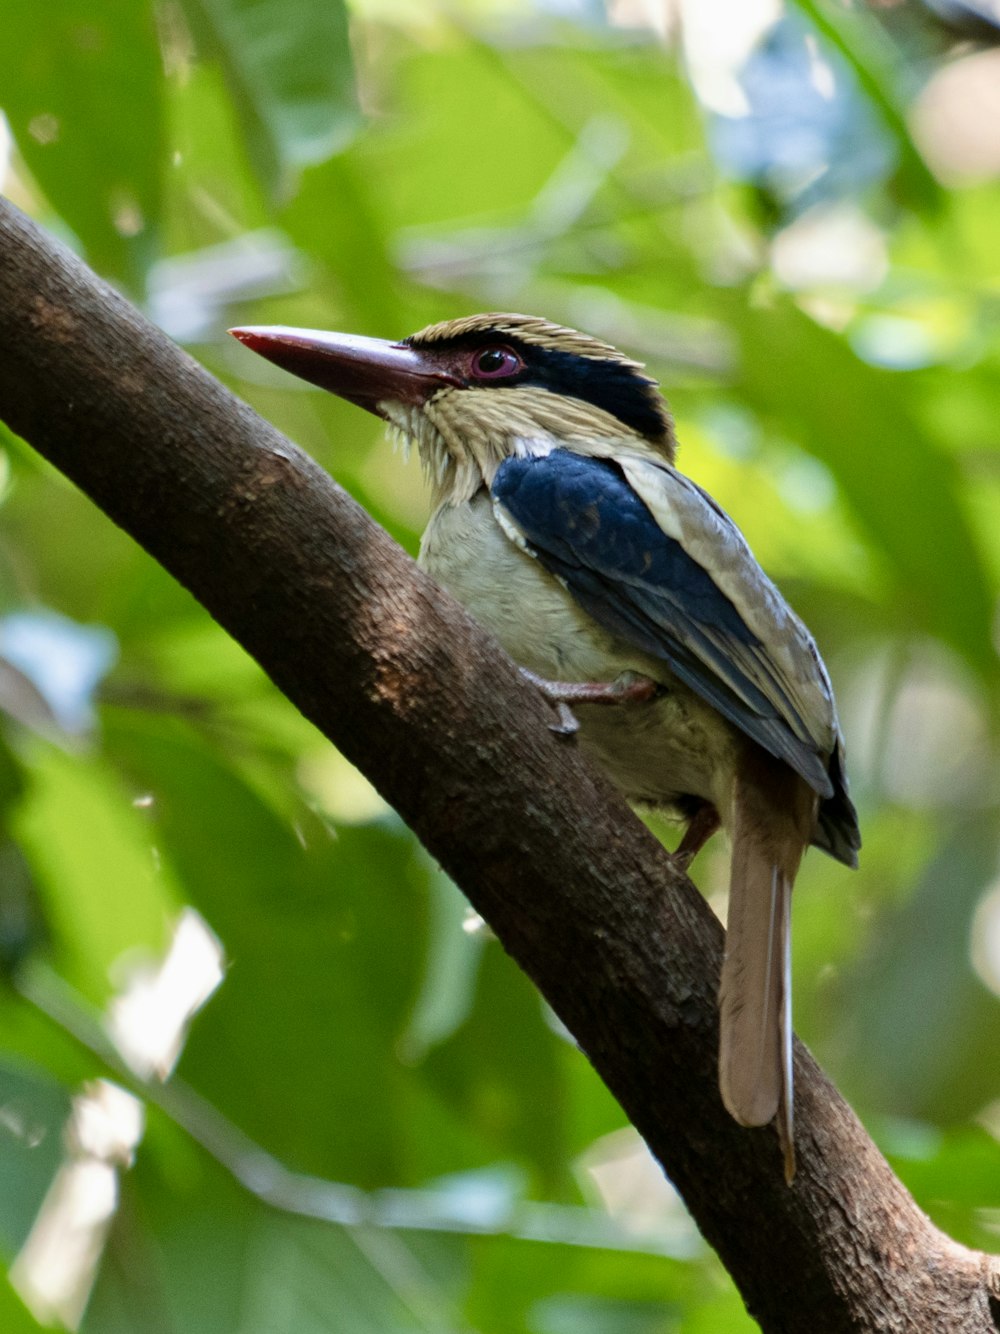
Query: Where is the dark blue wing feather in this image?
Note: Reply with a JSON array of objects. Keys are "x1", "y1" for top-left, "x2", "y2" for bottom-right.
[{"x1": 492, "y1": 450, "x2": 835, "y2": 799}]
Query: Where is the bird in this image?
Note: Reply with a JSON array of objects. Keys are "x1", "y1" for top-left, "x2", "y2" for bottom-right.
[{"x1": 229, "y1": 312, "x2": 861, "y2": 1179}]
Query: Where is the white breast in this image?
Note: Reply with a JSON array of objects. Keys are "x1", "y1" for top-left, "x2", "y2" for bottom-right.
[
  {"x1": 421, "y1": 491, "x2": 641, "y2": 680},
  {"x1": 419, "y1": 491, "x2": 739, "y2": 813}
]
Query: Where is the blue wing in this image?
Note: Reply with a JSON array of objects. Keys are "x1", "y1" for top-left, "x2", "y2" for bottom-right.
[{"x1": 492, "y1": 449, "x2": 859, "y2": 863}]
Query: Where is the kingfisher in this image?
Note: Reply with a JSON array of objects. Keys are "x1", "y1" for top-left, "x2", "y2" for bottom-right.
[{"x1": 230, "y1": 313, "x2": 861, "y2": 1179}]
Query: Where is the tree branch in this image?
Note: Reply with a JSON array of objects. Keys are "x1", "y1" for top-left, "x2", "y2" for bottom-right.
[{"x1": 0, "y1": 196, "x2": 995, "y2": 1332}]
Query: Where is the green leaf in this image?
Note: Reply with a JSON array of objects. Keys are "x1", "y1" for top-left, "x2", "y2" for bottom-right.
[
  {"x1": 0, "y1": 1058, "x2": 73, "y2": 1260},
  {"x1": 0, "y1": 1276, "x2": 48, "y2": 1334},
  {"x1": 0, "y1": 840, "x2": 47, "y2": 977},
  {"x1": 732, "y1": 299, "x2": 997, "y2": 680},
  {"x1": 281, "y1": 154, "x2": 401, "y2": 333},
  {"x1": 87, "y1": 1142, "x2": 472, "y2": 1334},
  {"x1": 180, "y1": 0, "x2": 359, "y2": 202},
  {"x1": 0, "y1": 736, "x2": 26, "y2": 820},
  {"x1": 12, "y1": 747, "x2": 175, "y2": 1001},
  {"x1": 422, "y1": 946, "x2": 569, "y2": 1195},
  {"x1": 788, "y1": 0, "x2": 942, "y2": 215},
  {"x1": 842, "y1": 812, "x2": 1000, "y2": 1122},
  {"x1": 466, "y1": 1234, "x2": 700, "y2": 1334},
  {"x1": 887, "y1": 1124, "x2": 1000, "y2": 1251},
  {"x1": 530, "y1": 1294, "x2": 671, "y2": 1334},
  {"x1": 401, "y1": 867, "x2": 483, "y2": 1060},
  {"x1": 103, "y1": 714, "x2": 430, "y2": 1184},
  {"x1": 0, "y1": 0, "x2": 164, "y2": 291}
]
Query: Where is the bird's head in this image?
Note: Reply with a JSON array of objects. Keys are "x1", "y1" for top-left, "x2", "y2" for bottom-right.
[{"x1": 230, "y1": 313, "x2": 675, "y2": 502}]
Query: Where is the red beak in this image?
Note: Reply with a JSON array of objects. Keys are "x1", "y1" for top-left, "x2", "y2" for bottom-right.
[{"x1": 228, "y1": 325, "x2": 459, "y2": 416}]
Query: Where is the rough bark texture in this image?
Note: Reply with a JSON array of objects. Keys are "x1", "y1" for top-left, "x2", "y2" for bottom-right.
[{"x1": 0, "y1": 195, "x2": 996, "y2": 1331}]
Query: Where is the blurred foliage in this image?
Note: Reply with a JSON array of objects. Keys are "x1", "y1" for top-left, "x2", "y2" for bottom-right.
[{"x1": 2, "y1": 0, "x2": 1000, "y2": 1328}]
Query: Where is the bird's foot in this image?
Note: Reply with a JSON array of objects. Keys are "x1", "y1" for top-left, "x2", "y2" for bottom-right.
[
  {"x1": 520, "y1": 669, "x2": 659, "y2": 737},
  {"x1": 670, "y1": 804, "x2": 721, "y2": 872}
]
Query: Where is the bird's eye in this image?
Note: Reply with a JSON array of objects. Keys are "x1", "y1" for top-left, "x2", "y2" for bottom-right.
[{"x1": 470, "y1": 346, "x2": 522, "y2": 379}]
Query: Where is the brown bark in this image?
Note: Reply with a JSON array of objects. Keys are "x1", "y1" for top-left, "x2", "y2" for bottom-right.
[{"x1": 0, "y1": 195, "x2": 996, "y2": 1331}]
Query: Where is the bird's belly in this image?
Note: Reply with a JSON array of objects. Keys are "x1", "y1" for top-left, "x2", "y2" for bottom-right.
[
  {"x1": 420, "y1": 494, "x2": 738, "y2": 810},
  {"x1": 422, "y1": 496, "x2": 628, "y2": 679}
]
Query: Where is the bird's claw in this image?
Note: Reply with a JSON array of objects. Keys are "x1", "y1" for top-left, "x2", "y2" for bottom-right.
[
  {"x1": 520, "y1": 666, "x2": 659, "y2": 737},
  {"x1": 669, "y1": 847, "x2": 695, "y2": 874},
  {"x1": 670, "y1": 803, "x2": 721, "y2": 873},
  {"x1": 606, "y1": 670, "x2": 659, "y2": 703},
  {"x1": 548, "y1": 702, "x2": 580, "y2": 737},
  {"x1": 521, "y1": 666, "x2": 659, "y2": 709}
]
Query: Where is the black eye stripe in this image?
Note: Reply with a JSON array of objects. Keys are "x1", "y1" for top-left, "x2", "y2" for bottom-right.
[
  {"x1": 405, "y1": 331, "x2": 670, "y2": 443},
  {"x1": 521, "y1": 344, "x2": 668, "y2": 443}
]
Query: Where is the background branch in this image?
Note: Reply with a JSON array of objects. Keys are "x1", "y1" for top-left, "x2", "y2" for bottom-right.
[{"x1": 0, "y1": 197, "x2": 994, "y2": 1332}]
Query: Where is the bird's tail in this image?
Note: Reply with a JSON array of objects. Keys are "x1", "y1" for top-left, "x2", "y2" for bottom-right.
[{"x1": 718, "y1": 748, "x2": 816, "y2": 1181}]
